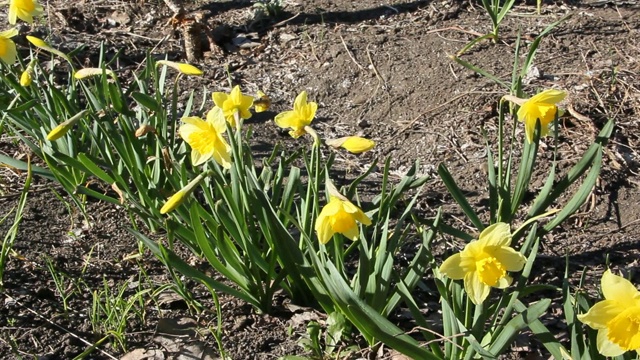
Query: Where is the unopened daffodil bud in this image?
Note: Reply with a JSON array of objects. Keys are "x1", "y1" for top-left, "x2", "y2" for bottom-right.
[
  {"x1": 20, "y1": 59, "x2": 36, "y2": 86},
  {"x1": 47, "y1": 110, "x2": 90, "y2": 141},
  {"x1": 74, "y1": 68, "x2": 117, "y2": 80},
  {"x1": 26, "y1": 36, "x2": 72, "y2": 64},
  {"x1": 156, "y1": 60, "x2": 203, "y2": 76},
  {"x1": 160, "y1": 172, "x2": 208, "y2": 214},
  {"x1": 326, "y1": 136, "x2": 375, "y2": 154}
]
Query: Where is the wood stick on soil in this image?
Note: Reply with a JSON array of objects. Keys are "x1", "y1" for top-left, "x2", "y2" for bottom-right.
[{"x1": 2, "y1": 293, "x2": 118, "y2": 359}]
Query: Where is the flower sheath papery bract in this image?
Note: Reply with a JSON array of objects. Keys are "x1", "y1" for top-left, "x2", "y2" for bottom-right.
[
  {"x1": 178, "y1": 108, "x2": 231, "y2": 168},
  {"x1": 439, "y1": 223, "x2": 527, "y2": 305},
  {"x1": 212, "y1": 85, "x2": 253, "y2": 127},
  {"x1": 578, "y1": 269, "x2": 640, "y2": 356},
  {"x1": 315, "y1": 196, "x2": 372, "y2": 244},
  {"x1": 275, "y1": 91, "x2": 317, "y2": 138},
  {"x1": 0, "y1": 28, "x2": 19, "y2": 64},
  {"x1": 9, "y1": 0, "x2": 44, "y2": 24},
  {"x1": 516, "y1": 89, "x2": 566, "y2": 143}
]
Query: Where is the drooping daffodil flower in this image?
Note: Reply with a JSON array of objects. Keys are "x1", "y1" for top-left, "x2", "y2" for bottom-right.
[{"x1": 505, "y1": 89, "x2": 567, "y2": 144}]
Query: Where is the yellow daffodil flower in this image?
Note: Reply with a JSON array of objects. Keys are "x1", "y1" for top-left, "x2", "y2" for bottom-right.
[
  {"x1": 0, "y1": 28, "x2": 19, "y2": 64},
  {"x1": 315, "y1": 196, "x2": 372, "y2": 244},
  {"x1": 513, "y1": 89, "x2": 566, "y2": 143},
  {"x1": 160, "y1": 172, "x2": 208, "y2": 214},
  {"x1": 326, "y1": 136, "x2": 375, "y2": 154},
  {"x1": 178, "y1": 108, "x2": 231, "y2": 168},
  {"x1": 254, "y1": 90, "x2": 271, "y2": 112},
  {"x1": 156, "y1": 60, "x2": 203, "y2": 76},
  {"x1": 439, "y1": 223, "x2": 526, "y2": 305},
  {"x1": 47, "y1": 110, "x2": 89, "y2": 141},
  {"x1": 212, "y1": 85, "x2": 253, "y2": 127},
  {"x1": 9, "y1": 0, "x2": 44, "y2": 25},
  {"x1": 275, "y1": 91, "x2": 317, "y2": 138},
  {"x1": 578, "y1": 269, "x2": 640, "y2": 356}
]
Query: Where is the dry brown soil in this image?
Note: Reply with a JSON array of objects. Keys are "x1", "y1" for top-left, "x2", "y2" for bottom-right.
[{"x1": 1, "y1": 0, "x2": 639, "y2": 359}]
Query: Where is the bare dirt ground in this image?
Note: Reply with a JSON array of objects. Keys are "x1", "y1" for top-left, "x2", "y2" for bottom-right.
[{"x1": 1, "y1": 0, "x2": 639, "y2": 358}]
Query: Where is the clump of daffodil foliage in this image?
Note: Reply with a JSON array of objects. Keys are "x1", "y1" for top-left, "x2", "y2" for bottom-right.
[{"x1": 0, "y1": 1, "x2": 622, "y2": 358}]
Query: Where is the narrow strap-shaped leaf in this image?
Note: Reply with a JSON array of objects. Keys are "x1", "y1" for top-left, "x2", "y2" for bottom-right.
[
  {"x1": 129, "y1": 228, "x2": 261, "y2": 308},
  {"x1": 513, "y1": 300, "x2": 564, "y2": 359},
  {"x1": 510, "y1": 122, "x2": 540, "y2": 216},
  {"x1": 438, "y1": 163, "x2": 484, "y2": 230},
  {"x1": 488, "y1": 299, "x2": 551, "y2": 355},
  {"x1": 543, "y1": 151, "x2": 602, "y2": 233},
  {"x1": 449, "y1": 56, "x2": 508, "y2": 89},
  {"x1": 529, "y1": 118, "x2": 613, "y2": 217}
]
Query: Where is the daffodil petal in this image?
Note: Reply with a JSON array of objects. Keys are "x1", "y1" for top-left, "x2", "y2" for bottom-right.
[
  {"x1": 439, "y1": 253, "x2": 465, "y2": 280},
  {"x1": 211, "y1": 143, "x2": 232, "y2": 169},
  {"x1": 315, "y1": 214, "x2": 334, "y2": 244},
  {"x1": 601, "y1": 269, "x2": 639, "y2": 301},
  {"x1": 274, "y1": 110, "x2": 298, "y2": 128},
  {"x1": 191, "y1": 149, "x2": 209, "y2": 166},
  {"x1": 479, "y1": 222, "x2": 511, "y2": 247},
  {"x1": 464, "y1": 271, "x2": 490, "y2": 305},
  {"x1": 212, "y1": 92, "x2": 228, "y2": 108},
  {"x1": 528, "y1": 89, "x2": 566, "y2": 104},
  {"x1": 206, "y1": 107, "x2": 227, "y2": 133},
  {"x1": 294, "y1": 91, "x2": 308, "y2": 110},
  {"x1": 492, "y1": 247, "x2": 526, "y2": 272},
  {"x1": 341, "y1": 225, "x2": 359, "y2": 241},
  {"x1": 578, "y1": 299, "x2": 623, "y2": 329}
]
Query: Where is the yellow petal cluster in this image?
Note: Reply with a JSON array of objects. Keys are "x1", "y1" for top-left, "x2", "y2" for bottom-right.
[
  {"x1": 212, "y1": 85, "x2": 254, "y2": 127},
  {"x1": 0, "y1": 28, "x2": 19, "y2": 65},
  {"x1": 274, "y1": 91, "x2": 317, "y2": 138},
  {"x1": 517, "y1": 89, "x2": 566, "y2": 143},
  {"x1": 178, "y1": 108, "x2": 231, "y2": 168},
  {"x1": 315, "y1": 196, "x2": 372, "y2": 244},
  {"x1": 9, "y1": 0, "x2": 44, "y2": 25},
  {"x1": 156, "y1": 60, "x2": 203, "y2": 76},
  {"x1": 578, "y1": 270, "x2": 640, "y2": 356},
  {"x1": 326, "y1": 136, "x2": 375, "y2": 154},
  {"x1": 439, "y1": 223, "x2": 526, "y2": 304}
]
